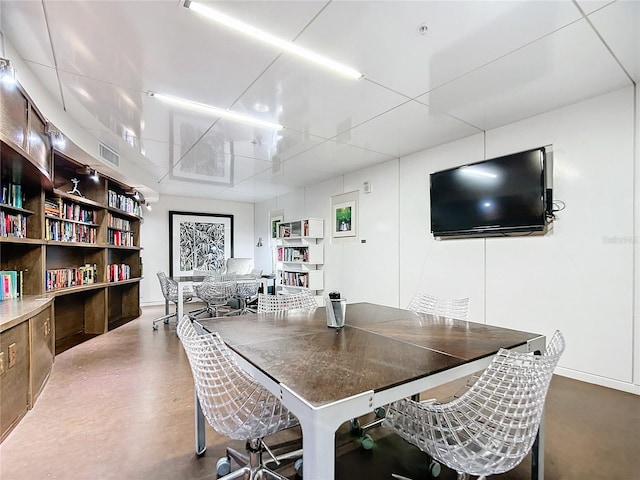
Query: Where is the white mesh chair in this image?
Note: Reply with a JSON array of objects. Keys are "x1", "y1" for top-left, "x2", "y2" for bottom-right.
[
  {"x1": 190, "y1": 278, "x2": 237, "y2": 319},
  {"x1": 177, "y1": 316, "x2": 300, "y2": 479},
  {"x1": 382, "y1": 330, "x2": 565, "y2": 480},
  {"x1": 257, "y1": 291, "x2": 318, "y2": 313},
  {"x1": 407, "y1": 292, "x2": 470, "y2": 320},
  {"x1": 153, "y1": 271, "x2": 194, "y2": 330},
  {"x1": 234, "y1": 278, "x2": 260, "y2": 314}
]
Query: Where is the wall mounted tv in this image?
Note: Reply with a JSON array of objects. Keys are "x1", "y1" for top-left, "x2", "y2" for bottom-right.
[{"x1": 430, "y1": 146, "x2": 553, "y2": 238}]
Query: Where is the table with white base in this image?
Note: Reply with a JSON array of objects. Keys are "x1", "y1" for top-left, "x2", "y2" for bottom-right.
[{"x1": 195, "y1": 302, "x2": 546, "y2": 480}]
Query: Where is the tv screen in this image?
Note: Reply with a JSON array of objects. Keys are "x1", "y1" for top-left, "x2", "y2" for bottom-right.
[{"x1": 430, "y1": 147, "x2": 550, "y2": 237}]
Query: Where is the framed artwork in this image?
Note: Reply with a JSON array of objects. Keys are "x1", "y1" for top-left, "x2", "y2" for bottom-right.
[
  {"x1": 332, "y1": 200, "x2": 357, "y2": 238},
  {"x1": 169, "y1": 211, "x2": 234, "y2": 276},
  {"x1": 170, "y1": 112, "x2": 234, "y2": 186},
  {"x1": 271, "y1": 215, "x2": 284, "y2": 239}
]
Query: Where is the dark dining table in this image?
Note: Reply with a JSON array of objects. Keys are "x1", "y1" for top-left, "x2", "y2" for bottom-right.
[{"x1": 194, "y1": 302, "x2": 546, "y2": 480}]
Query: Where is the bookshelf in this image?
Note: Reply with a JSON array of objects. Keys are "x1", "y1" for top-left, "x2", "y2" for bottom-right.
[
  {"x1": 275, "y1": 218, "x2": 324, "y2": 300},
  {"x1": 0, "y1": 77, "x2": 143, "y2": 440}
]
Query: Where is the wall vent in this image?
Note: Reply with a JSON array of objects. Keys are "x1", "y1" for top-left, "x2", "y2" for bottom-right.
[{"x1": 99, "y1": 142, "x2": 120, "y2": 167}]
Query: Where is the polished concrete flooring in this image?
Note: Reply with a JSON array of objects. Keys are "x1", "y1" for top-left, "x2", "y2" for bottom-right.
[{"x1": 1, "y1": 305, "x2": 639, "y2": 480}]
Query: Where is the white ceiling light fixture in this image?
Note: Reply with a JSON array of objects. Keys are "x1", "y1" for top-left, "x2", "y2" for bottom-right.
[
  {"x1": 183, "y1": 0, "x2": 364, "y2": 81},
  {"x1": 148, "y1": 91, "x2": 284, "y2": 130}
]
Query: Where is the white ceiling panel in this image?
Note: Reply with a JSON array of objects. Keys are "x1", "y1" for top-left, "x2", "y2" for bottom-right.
[
  {"x1": 346, "y1": 100, "x2": 482, "y2": 158},
  {"x1": 286, "y1": 139, "x2": 394, "y2": 174},
  {"x1": 420, "y1": 17, "x2": 632, "y2": 131},
  {"x1": 19, "y1": 62, "x2": 65, "y2": 110},
  {"x1": 235, "y1": 55, "x2": 407, "y2": 140},
  {"x1": 0, "y1": 1, "x2": 53, "y2": 66},
  {"x1": 299, "y1": 0, "x2": 583, "y2": 98},
  {"x1": 574, "y1": 0, "x2": 617, "y2": 15},
  {"x1": 587, "y1": 0, "x2": 640, "y2": 82},
  {"x1": 0, "y1": 0, "x2": 634, "y2": 203}
]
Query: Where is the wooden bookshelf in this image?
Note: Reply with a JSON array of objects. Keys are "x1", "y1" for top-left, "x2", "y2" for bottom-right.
[{"x1": 0, "y1": 76, "x2": 143, "y2": 440}]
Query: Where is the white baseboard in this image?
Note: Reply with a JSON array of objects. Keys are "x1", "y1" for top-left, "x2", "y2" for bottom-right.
[
  {"x1": 555, "y1": 366, "x2": 640, "y2": 395},
  {"x1": 141, "y1": 301, "x2": 166, "y2": 307}
]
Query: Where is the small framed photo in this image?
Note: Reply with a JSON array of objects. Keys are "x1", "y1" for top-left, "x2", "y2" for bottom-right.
[
  {"x1": 332, "y1": 200, "x2": 356, "y2": 238},
  {"x1": 271, "y1": 215, "x2": 284, "y2": 239}
]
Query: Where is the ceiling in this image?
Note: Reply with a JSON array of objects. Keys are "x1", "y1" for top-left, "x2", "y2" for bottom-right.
[{"x1": 0, "y1": 0, "x2": 637, "y2": 204}]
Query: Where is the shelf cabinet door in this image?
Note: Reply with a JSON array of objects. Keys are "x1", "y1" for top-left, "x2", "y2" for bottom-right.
[
  {"x1": 29, "y1": 305, "x2": 54, "y2": 407},
  {"x1": 27, "y1": 106, "x2": 52, "y2": 175},
  {"x1": 0, "y1": 82, "x2": 28, "y2": 152},
  {"x1": 0, "y1": 321, "x2": 30, "y2": 442}
]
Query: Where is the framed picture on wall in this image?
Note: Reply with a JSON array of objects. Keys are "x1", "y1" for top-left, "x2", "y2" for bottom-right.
[
  {"x1": 271, "y1": 215, "x2": 284, "y2": 239},
  {"x1": 332, "y1": 200, "x2": 357, "y2": 238},
  {"x1": 169, "y1": 211, "x2": 234, "y2": 276}
]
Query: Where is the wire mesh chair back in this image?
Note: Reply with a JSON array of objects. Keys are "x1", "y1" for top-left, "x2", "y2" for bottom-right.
[
  {"x1": 177, "y1": 316, "x2": 299, "y2": 440},
  {"x1": 204, "y1": 272, "x2": 237, "y2": 283},
  {"x1": 407, "y1": 292, "x2": 469, "y2": 321},
  {"x1": 193, "y1": 278, "x2": 236, "y2": 313},
  {"x1": 157, "y1": 271, "x2": 179, "y2": 302},
  {"x1": 236, "y1": 278, "x2": 260, "y2": 298},
  {"x1": 383, "y1": 330, "x2": 565, "y2": 479},
  {"x1": 193, "y1": 269, "x2": 218, "y2": 278},
  {"x1": 257, "y1": 291, "x2": 318, "y2": 313}
]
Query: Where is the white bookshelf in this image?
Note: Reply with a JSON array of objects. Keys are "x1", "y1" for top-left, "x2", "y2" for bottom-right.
[{"x1": 275, "y1": 218, "x2": 323, "y2": 299}]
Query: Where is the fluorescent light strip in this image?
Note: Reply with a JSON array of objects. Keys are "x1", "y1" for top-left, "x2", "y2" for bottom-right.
[
  {"x1": 149, "y1": 92, "x2": 283, "y2": 130},
  {"x1": 185, "y1": 1, "x2": 364, "y2": 80}
]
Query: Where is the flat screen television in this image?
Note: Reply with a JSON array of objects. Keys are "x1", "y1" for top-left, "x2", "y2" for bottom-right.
[{"x1": 430, "y1": 146, "x2": 552, "y2": 238}]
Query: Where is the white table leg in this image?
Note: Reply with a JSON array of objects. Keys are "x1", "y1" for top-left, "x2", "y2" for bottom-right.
[
  {"x1": 177, "y1": 281, "x2": 184, "y2": 321},
  {"x1": 300, "y1": 417, "x2": 339, "y2": 480},
  {"x1": 195, "y1": 391, "x2": 206, "y2": 455}
]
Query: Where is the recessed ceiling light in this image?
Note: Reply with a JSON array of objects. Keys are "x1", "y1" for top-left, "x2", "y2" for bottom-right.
[
  {"x1": 184, "y1": 1, "x2": 364, "y2": 80},
  {"x1": 148, "y1": 91, "x2": 283, "y2": 130},
  {"x1": 253, "y1": 102, "x2": 270, "y2": 113}
]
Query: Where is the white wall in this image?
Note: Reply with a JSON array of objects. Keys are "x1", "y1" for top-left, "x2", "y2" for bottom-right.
[
  {"x1": 258, "y1": 86, "x2": 639, "y2": 394},
  {"x1": 140, "y1": 194, "x2": 254, "y2": 305}
]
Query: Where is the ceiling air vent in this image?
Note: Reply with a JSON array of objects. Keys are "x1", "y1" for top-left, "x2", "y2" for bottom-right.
[{"x1": 99, "y1": 142, "x2": 120, "y2": 167}]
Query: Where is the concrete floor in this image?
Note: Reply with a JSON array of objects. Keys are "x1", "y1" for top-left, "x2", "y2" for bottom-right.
[{"x1": 1, "y1": 305, "x2": 638, "y2": 480}]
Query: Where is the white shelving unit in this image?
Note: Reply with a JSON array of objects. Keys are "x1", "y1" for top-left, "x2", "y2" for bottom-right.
[{"x1": 275, "y1": 218, "x2": 324, "y2": 301}]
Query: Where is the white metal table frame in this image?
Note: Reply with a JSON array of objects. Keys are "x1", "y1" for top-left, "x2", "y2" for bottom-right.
[{"x1": 191, "y1": 309, "x2": 547, "y2": 480}]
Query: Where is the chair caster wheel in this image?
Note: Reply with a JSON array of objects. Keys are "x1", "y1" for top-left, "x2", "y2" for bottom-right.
[
  {"x1": 163, "y1": 318, "x2": 169, "y2": 324},
  {"x1": 152, "y1": 325, "x2": 158, "y2": 331},
  {"x1": 374, "y1": 406, "x2": 386, "y2": 419},
  {"x1": 216, "y1": 456, "x2": 231, "y2": 476},
  {"x1": 361, "y1": 433, "x2": 375, "y2": 450},
  {"x1": 294, "y1": 458, "x2": 303, "y2": 477},
  {"x1": 349, "y1": 418, "x2": 361, "y2": 435},
  {"x1": 429, "y1": 459, "x2": 441, "y2": 477}
]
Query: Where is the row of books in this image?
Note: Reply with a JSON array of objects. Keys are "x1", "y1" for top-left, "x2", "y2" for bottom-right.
[
  {"x1": 45, "y1": 218, "x2": 97, "y2": 243},
  {"x1": 107, "y1": 213, "x2": 131, "y2": 231},
  {"x1": 1, "y1": 211, "x2": 27, "y2": 238},
  {"x1": 277, "y1": 247, "x2": 308, "y2": 262},
  {"x1": 1, "y1": 182, "x2": 24, "y2": 208},
  {"x1": 108, "y1": 263, "x2": 131, "y2": 282},
  {"x1": 46, "y1": 264, "x2": 98, "y2": 291},
  {"x1": 0, "y1": 270, "x2": 24, "y2": 300},
  {"x1": 280, "y1": 271, "x2": 309, "y2": 288},
  {"x1": 108, "y1": 229, "x2": 135, "y2": 247},
  {"x1": 108, "y1": 190, "x2": 141, "y2": 216},
  {"x1": 44, "y1": 198, "x2": 95, "y2": 223}
]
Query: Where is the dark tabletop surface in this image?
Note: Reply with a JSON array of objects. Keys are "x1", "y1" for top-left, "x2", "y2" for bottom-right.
[{"x1": 197, "y1": 302, "x2": 540, "y2": 407}]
